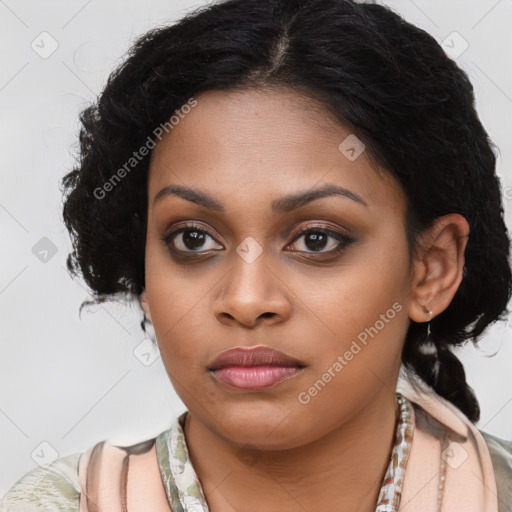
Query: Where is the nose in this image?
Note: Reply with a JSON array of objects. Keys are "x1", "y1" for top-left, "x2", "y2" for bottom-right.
[{"x1": 212, "y1": 249, "x2": 292, "y2": 328}]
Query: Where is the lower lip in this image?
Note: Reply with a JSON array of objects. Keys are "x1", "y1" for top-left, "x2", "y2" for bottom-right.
[{"x1": 210, "y1": 365, "x2": 303, "y2": 390}]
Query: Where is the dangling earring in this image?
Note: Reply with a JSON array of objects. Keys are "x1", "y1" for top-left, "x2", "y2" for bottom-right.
[
  {"x1": 421, "y1": 309, "x2": 440, "y2": 388},
  {"x1": 419, "y1": 309, "x2": 433, "y2": 348}
]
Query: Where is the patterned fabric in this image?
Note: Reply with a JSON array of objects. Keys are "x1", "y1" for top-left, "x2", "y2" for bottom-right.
[
  {"x1": 375, "y1": 393, "x2": 415, "y2": 511},
  {"x1": 155, "y1": 414, "x2": 209, "y2": 512},
  {"x1": 0, "y1": 452, "x2": 81, "y2": 511},
  {"x1": 154, "y1": 392, "x2": 415, "y2": 512}
]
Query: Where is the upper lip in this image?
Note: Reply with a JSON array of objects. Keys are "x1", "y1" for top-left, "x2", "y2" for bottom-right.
[{"x1": 208, "y1": 346, "x2": 306, "y2": 370}]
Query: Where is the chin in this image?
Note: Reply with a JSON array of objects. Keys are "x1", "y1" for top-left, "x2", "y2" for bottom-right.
[{"x1": 205, "y1": 402, "x2": 318, "y2": 450}]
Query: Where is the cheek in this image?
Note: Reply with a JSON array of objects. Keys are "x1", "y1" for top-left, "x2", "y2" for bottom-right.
[
  {"x1": 288, "y1": 246, "x2": 411, "y2": 439},
  {"x1": 295, "y1": 229, "x2": 411, "y2": 379},
  {"x1": 144, "y1": 277, "x2": 214, "y2": 403},
  {"x1": 143, "y1": 244, "x2": 207, "y2": 363},
  {"x1": 145, "y1": 281, "x2": 208, "y2": 363}
]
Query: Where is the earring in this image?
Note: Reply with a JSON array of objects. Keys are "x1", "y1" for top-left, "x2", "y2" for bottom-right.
[
  {"x1": 422, "y1": 309, "x2": 440, "y2": 388},
  {"x1": 426, "y1": 309, "x2": 432, "y2": 338},
  {"x1": 419, "y1": 309, "x2": 434, "y2": 351}
]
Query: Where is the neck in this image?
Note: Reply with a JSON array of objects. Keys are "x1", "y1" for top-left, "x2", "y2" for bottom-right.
[{"x1": 184, "y1": 387, "x2": 400, "y2": 512}]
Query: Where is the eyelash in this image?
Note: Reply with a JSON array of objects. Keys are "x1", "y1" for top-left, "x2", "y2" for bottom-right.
[{"x1": 160, "y1": 222, "x2": 355, "y2": 259}]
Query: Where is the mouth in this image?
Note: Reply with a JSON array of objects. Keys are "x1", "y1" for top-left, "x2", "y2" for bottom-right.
[{"x1": 207, "y1": 346, "x2": 306, "y2": 391}]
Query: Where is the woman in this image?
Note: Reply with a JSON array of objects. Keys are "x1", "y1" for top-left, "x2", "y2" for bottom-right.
[{"x1": 2, "y1": 0, "x2": 511, "y2": 510}]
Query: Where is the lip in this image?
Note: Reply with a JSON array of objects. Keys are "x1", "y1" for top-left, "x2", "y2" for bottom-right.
[
  {"x1": 208, "y1": 346, "x2": 306, "y2": 391},
  {"x1": 208, "y1": 345, "x2": 305, "y2": 370}
]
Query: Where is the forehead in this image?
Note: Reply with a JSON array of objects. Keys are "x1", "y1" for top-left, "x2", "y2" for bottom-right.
[{"x1": 148, "y1": 88, "x2": 406, "y2": 214}]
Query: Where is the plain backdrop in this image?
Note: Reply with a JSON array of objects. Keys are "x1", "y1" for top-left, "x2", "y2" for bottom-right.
[{"x1": 1, "y1": 0, "x2": 511, "y2": 497}]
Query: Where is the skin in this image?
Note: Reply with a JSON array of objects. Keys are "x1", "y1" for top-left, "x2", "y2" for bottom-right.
[{"x1": 140, "y1": 87, "x2": 469, "y2": 512}]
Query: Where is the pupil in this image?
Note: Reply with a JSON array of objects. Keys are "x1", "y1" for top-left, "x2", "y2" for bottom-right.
[
  {"x1": 305, "y1": 232, "x2": 327, "y2": 251},
  {"x1": 183, "y1": 230, "x2": 205, "y2": 250}
]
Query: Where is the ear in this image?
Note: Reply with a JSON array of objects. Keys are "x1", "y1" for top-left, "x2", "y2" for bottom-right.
[
  {"x1": 408, "y1": 213, "x2": 469, "y2": 322},
  {"x1": 140, "y1": 288, "x2": 152, "y2": 322}
]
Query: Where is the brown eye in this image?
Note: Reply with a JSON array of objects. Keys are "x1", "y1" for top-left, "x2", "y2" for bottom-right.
[
  {"x1": 161, "y1": 224, "x2": 223, "y2": 253},
  {"x1": 286, "y1": 226, "x2": 354, "y2": 254}
]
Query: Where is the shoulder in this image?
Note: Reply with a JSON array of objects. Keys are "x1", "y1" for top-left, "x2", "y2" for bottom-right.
[
  {"x1": 480, "y1": 429, "x2": 512, "y2": 475},
  {"x1": 0, "y1": 427, "x2": 177, "y2": 512},
  {"x1": 0, "y1": 452, "x2": 82, "y2": 512},
  {"x1": 479, "y1": 429, "x2": 512, "y2": 511}
]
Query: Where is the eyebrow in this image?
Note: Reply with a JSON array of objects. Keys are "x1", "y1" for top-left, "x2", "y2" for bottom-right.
[{"x1": 152, "y1": 183, "x2": 367, "y2": 213}]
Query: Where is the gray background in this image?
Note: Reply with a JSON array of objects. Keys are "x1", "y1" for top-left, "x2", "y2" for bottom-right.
[{"x1": 1, "y1": 0, "x2": 511, "y2": 496}]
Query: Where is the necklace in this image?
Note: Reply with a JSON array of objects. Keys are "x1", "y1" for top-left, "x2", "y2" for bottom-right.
[{"x1": 437, "y1": 433, "x2": 449, "y2": 510}]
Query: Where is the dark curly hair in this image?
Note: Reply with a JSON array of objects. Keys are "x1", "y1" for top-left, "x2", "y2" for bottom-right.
[{"x1": 61, "y1": 0, "x2": 512, "y2": 423}]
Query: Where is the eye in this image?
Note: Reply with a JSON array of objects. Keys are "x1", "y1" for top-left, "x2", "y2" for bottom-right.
[
  {"x1": 161, "y1": 223, "x2": 223, "y2": 254},
  {"x1": 285, "y1": 225, "x2": 354, "y2": 254}
]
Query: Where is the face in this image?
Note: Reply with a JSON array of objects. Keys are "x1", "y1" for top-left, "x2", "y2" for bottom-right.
[{"x1": 142, "y1": 88, "x2": 414, "y2": 450}]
